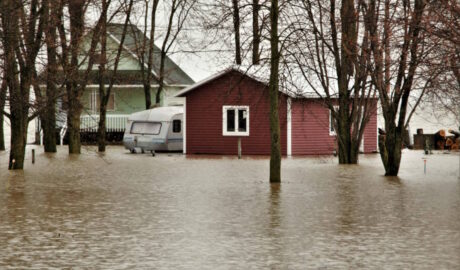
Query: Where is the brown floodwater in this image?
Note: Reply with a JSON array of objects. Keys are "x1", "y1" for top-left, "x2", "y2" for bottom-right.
[{"x1": 0, "y1": 147, "x2": 459, "y2": 269}]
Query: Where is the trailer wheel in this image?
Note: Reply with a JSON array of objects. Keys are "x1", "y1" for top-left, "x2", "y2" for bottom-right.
[
  {"x1": 151, "y1": 151, "x2": 155, "y2": 157},
  {"x1": 141, "y1": 149, "x2": 145, "y2": 154},
  {"x1": 130, "y1": 149, "x2": 136, "y2": 154}
]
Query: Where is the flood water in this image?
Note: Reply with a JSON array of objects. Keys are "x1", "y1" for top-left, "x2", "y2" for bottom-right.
[{"x1": 0, "y1": 147, "x2": 459, "y2": 269}]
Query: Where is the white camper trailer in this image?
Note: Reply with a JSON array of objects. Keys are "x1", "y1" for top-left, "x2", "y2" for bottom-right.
[{"x1": 123, "y1": 106, "x2": 183, "y2": 155}]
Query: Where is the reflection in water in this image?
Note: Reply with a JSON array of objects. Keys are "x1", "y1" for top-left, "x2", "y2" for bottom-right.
[
  {"x1": 5, "y1": 174, "x2": 27, "y2": 226},
  {"x1": 269, "y1": 183, "x2": 281, "y2": 229},
  {"x1": 0, "y1": 147, "x2": 459, "y2": 269},
  {"x1": 268, "y1": 183, "x2": 282, "y2": 269},
  {"x1": 335, "y1": 173, "x2": 357, "y2": 234}
]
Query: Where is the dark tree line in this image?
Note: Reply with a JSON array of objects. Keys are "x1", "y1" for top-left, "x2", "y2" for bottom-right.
[{"x1": 0, "y1": 0, "x2": 195, "y2": 169}]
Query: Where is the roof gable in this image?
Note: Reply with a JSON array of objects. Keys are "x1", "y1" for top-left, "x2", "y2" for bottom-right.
[
  {"x1": 106, "y1": 23, "x2": 194, "y2": 86},
  {"x1": 175, "y1": 67, "x2": 295, "y2": 98}
]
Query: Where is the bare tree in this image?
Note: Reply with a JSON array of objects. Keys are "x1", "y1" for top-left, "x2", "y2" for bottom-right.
[
  {"x1": 366, "y1": 0, "x2": 430, "y2": 176},
  {"x1": 129, "y1": 0, "x2": 160, "y2": 109},
  {"x1": 1, "y1": 0, "x2": 46, "y2": 169},
  {"x1": 97, "y1": 0, "x2": 134, "y2": 152},
  {"x1": 421, "y1": 1, "x2": 459, "y2": 122},
  {"x1": 193, "y1": 0, "x2": 269, "y2": 68},
  {"x1": 41, "y1": 0, "x2": 59, "y2": 153},
  {"x1": 58, "y1": 0, "x2": 112, "y2": 154},
  {"x1": 62, "y1": 0, "x2": 86, "y2": 154},
  {"x1": 286, "y1": 0, "x2": 377, "y2": 164},
  {"x1": 154, "y1": 0, "x2": 196, "y2": 105}
]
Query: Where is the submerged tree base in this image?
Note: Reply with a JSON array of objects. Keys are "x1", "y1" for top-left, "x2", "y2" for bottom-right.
[{"x1": 379, "y1": 134, "x2": 402, "y2": 176}]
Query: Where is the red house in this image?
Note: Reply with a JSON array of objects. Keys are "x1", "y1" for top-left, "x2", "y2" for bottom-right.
[{"x1": 175, "y1": 68, "x2": 377, "y2": 156}]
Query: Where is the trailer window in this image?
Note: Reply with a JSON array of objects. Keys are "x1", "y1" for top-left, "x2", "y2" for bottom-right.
[
  {"x1": 172, "y1": 120, "x2": 181, "y2": 133},
  {"x1": 130, "y1": 122, "x2": 161, "y2": 135},
  {"x1": 223, "y1": 106, "x2": 249, "y2": 136}
]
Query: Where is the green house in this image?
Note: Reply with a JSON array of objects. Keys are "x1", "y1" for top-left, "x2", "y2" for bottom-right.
[{"x1": 38, "y1": 24, "x2": 194, "y2": 141}]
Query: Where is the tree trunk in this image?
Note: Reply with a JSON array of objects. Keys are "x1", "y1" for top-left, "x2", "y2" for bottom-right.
[
  {"x1": 97, "y1": 0, "x2": 108, "y2": 152},
  {"x1": 336, "y1": 131, "x2": 360, "y2": 164},
  {"x1": 144, "y1": 84, "x2": 152, "y2": 109},
  {"x1": 67, "y1": 84, "x2": 82, "y2": 154},
  {"x1": 144, "y1": 0, "x2": 159, "y2": 110},
  {"x1": 8, "y1": 113, "x2": 28, "y2": 170},
  {"x1": 97, "y1": 104, "x2": 107, "y2": 152},
  {"x1": 43, "y1": 0, "x2": 58, "y2": 153},
  {"x1": 66, "y1": 0, "x2": 85, "y2": 154},
  {"x1": 269, "y1": 0, "x2": 281, "y2": 183},
  {"x1": 42, "y1": 96, "x2": 57, "y2": 153},
  {"x1": 232, "y1": 0, "x2": 242, "y2": 65},
  {"x1": 155, "y1": 49, "x2": 167, "y2": 105},
  {"x1": 97, "y1": 80, "x2": 108, "y2": 152},
  {"x1": 252, "y1": 0, "x2": 260, "y2": 65},
  {"x1": 0, "y1": 79, "x2": 6, "y2": 151},
  {"x1": 335, "y1": 0, "x2": 359, "y2": 165},
  {"x1": 2, "y1": 0, "x2": 30, "y2": 169},
  {"x1": 8, "y1": 79, "x2": 29, "y2": 170},
  {"x1": 42, "y1": 55, "x2": 58, "y2": 153},
  {"x1": 379, "y1": 124, "x2": 403, "y2": 176},
  {"x1": 337, "y1": 136, "x2": 360, "y2": 164},
  {"x1": 0, "y1": 112, "x2": 4, "y2": 151}
]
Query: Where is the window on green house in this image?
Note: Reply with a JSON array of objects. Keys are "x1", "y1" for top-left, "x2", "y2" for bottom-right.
[{"x1": 90, "y1": 90, "x2": 115, "y2": 112}]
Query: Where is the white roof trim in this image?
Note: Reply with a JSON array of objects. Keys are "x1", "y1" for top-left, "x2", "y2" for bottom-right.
[
  {"x1": 174, "y1": 66, "x2": 299, "y2": 98},
  {"x1": 175, "y1": 68, "x2": 234, "y2": 97}
]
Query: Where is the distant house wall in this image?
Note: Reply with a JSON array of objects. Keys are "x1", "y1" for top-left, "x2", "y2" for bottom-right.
[
  {"x1": 291, "y1": 100, "x2": 336, "y2": 155},
  {"x1": 291, "y1": 99, "x2": 377, "y2": 155},
  {"x1": 363, "y1": 105, "x2": 378, "y2": 153},
  {"x1": 185, "y1": 71, "x2": 288, "y2": 155}
]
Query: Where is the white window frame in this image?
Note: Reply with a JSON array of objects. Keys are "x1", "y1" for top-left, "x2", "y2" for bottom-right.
[
  {"x1": 222, "y1": 105, "x2": 250, "y2": 136},
  {"x1": 330, "y1": 105, "x2": 339, "y2": 136},
  {"x1": 90, "y1": 90, "x2": 116, "y2": 113}
]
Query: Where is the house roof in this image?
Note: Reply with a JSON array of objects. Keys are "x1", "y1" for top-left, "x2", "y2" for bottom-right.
[
  {"x1": 175, "y1": 65, "x2": 379, "y2": 100},
  {"x1": 175, "y1": 66, "x2": 299, "y2": 98},
  {"x1": 106, "y1": 23, "x2": 194, "y2": 86},
  {"x1": 38, "y1": 24, "x2": 194, "y2": 86}
]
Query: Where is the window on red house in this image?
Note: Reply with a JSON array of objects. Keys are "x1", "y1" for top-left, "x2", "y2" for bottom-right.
[{"x1": 223, "y1": 106, "x2": 249, "y2": 136}]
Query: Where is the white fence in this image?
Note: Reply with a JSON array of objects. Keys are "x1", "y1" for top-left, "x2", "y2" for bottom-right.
[{"x1": 80, "y1": 114, "x2": 128, "y2": 132}]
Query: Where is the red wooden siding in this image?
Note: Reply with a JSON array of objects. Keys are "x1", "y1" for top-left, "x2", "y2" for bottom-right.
[
  {"x1": 363, "y1": 104, "x2": 378, "y2": 153},
  {"x1": 185, "y1": 71, "x2": 288, "y2": 155},
  {"x1": 291, "y1": 100, "x2": 335, "y2": 155},
  {"x1": 291, "y1": 99, "x2": 378, "y2": 155}
]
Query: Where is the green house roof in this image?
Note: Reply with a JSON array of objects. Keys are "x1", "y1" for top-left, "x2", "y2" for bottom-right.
[
  {"x1": 106, "y1": 23, "x2": 194, "y2": 86},
  {"x1": 38, "y1": 24, "x2": 194, "y2": 86}
]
